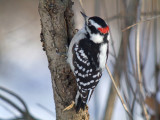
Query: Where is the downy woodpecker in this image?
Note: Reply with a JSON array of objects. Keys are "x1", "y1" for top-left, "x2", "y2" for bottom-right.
[{"x1": 67, "y1": 12, "x2": 110, "y2": 112}]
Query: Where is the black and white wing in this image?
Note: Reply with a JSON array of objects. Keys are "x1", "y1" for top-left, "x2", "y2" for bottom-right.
[{"x1": 72, "y1": 43, "x2": 102, "y2": 104}]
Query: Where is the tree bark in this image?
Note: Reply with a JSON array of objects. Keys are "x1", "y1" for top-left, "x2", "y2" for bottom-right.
[{"x1": 38, "y1": 0, "x2": 89, "y2": 119}]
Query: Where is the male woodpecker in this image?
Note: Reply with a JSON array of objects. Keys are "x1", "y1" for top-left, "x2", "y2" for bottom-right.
[{"x1": 67, "y1": 12, "x2": 110, "y2": 112}]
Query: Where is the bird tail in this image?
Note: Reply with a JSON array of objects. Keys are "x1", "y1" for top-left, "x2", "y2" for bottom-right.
[{"x1": 75, "y1": 91, "x2": 89, "y2": 112}]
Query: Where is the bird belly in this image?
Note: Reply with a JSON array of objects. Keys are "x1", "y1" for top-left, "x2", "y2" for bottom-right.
[{"x1": 99, "y1": 43, "x2": 107, "y2": 69}]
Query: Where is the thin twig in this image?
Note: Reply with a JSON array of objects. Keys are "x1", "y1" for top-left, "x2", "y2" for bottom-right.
[
  {"x1": 103, "y1": 2, "x2": 117, "y2": 60},
  {"x1": 0, "y1": 87, "x2": 36, "y2": 120},
  {"x1": 122, "y1": 15, "x2": 160, "y2": 32},
  {"x1": 136, "y1": 24, "x2": 142, "y2": 93},
  {"x1": 0, "y1": 104, "x2": 17, "y2": 117},
  {"x1": 105, "y1": 64, "x2": 133, "y2": 119},
  {"x1": 0, "y1": 94, "x2": 24, "y2": 114},
  {"x1": 106, "y1": 12, "x2": 160, "y2": 22},
  {"x1": 136, "y1": 22, "x2": 149, "y2": 120},
  {"x1": 131, "y1": 94, "x2": 136, "y2": 114},
  {"x1": 0, "y1": 86, "x2": 29, "y2": 113}
]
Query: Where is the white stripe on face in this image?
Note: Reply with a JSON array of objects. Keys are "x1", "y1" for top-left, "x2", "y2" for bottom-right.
[
  {"x1": 89, "y1": 19, "x2": 101, "y2": 28},
  {"x1": 107, "y1": 33, "x2": 110, "y2": 41}
]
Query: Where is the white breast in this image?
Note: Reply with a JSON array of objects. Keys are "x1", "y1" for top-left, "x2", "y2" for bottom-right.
[{"x1": 99, "y1": 43, "x2": 107, "y2": 69}]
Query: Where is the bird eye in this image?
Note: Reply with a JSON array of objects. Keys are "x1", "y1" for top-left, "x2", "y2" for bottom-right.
[{"x1": 88, "y1": 21, "x2": 91, "y2": 26}]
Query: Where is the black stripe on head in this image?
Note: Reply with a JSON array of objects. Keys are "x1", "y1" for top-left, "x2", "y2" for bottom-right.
[
  {"x1": 103, "y1": 33, "x2": 109, "y2": 43},
  {"x1": 89, "y1": 16, "x2": 107, "y2": 28},
  {"x1": 88, "y1": 25, "x2": 98, "y2": 34}
]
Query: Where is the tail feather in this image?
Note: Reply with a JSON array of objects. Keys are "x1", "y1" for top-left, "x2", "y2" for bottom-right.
[
  {"x1": 76, "y1": 95, "x2": 85, "y2": 112},
  {"x1": 75, "y1": 91, "x2": 88, "y2": 112},
  {"x1": 88, "y1": 89, "x2": 95, "y2": 101}
]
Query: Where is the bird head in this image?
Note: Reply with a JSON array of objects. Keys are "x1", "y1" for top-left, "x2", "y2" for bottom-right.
[{"x1": 81, "y1": 12, "x2": 110, "y2": 44}]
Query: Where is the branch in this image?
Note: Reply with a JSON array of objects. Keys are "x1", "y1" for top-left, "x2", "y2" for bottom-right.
[
  {"x1": 122, "y1": 15, "x2": 160, "y2": 32},
  {"x1": 135, "y1": 1, "x2": 150, "y2": 119},
  {"x1": 0, "y1": 94, "x2": 24, "y2": 114},
  {"x1": 0, "y1": 87, "x2": 36, "y2": 120},
  {"x1": 0, "y1": 103, "x2": 17, "y2": 117},
  {"x1": 0, "y1": 86, "x2": 29, "y2": 113},
  {"x1": 105, "y1": 64, "x2": 133, "y2": 119}
]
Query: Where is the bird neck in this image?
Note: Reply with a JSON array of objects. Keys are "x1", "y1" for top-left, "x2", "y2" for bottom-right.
[
  {"x1": 89, "y1": 33, "x2": 104, "y2": 44},
  {"x1": 84, "y1": 26, "x2": 104, "y2": 44}
]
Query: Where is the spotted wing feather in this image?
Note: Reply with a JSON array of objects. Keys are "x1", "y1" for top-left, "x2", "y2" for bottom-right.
[{"x1": 72, "y1": 44, "x2": 102, "y2": 103}]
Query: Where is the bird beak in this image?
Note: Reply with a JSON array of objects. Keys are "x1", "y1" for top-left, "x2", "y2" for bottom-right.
[
  {"x1": 80, "y1": 11, "x2": 88, "y2": 22},
  {"x1": 80, "y1": 11, "x2": 87, "y2": 19}
]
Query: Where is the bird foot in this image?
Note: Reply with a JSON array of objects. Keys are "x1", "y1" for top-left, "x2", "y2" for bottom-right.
[{"x1": 63, "y1": 101, "x2": 75, "y2": 111}]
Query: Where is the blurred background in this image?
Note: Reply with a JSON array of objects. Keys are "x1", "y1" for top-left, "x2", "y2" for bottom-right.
[{"x1": 0, "y1": 0, "x2": 160, "y2": 120}]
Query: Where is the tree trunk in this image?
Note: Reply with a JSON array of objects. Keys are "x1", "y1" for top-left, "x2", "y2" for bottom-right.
[{"x1": 38, "y1": 0, "x2": 89, "y2": 119}]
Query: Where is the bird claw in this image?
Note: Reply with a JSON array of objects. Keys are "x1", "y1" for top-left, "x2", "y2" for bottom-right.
[{"x1": 63, "y1": 101, "x2": 75, "y2": 111}]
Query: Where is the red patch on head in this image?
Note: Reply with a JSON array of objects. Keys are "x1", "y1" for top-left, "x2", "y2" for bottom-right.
[{"x1": 98, "y1": 26, "x2": 109, "y2": 34}]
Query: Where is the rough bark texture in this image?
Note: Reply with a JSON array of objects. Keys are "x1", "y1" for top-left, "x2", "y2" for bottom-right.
[{"x1": 38, "y1": 0, "x2": 89, "y2": 119}]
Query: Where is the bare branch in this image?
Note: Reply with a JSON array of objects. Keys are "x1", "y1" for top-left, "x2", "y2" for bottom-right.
[
  {"x1": 105, "y1": 64, "x2": 133, "y2": 119},
  {"x1": 136, "y1": 19, "x2": 149, "y2": 120},
  {"x1": 0, "y1": 94, "x2": 24, "y2": 114},
  {"x1": 0, "y1": 86, "x2": 29, "y2": 113},
  {"x1": 0, "y1": 103, "x2": 17, "y2": 117},
  {"x1": 122, "y1": 15, "x2": 160, "y2": 32}
]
